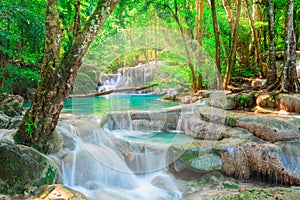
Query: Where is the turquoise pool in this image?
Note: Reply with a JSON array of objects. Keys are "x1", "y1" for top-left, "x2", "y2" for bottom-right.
[{"x1": 62, "y1": 94, "x2": 179, "y2": 114}]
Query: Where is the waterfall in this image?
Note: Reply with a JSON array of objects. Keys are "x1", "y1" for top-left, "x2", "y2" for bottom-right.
[
  {"x1": 98, "y1": 74, "x2": 119, "y2": 92},
  {"x1": 176, "y1": 116, "x2": 182, "y2": 131},
  {"x1": 58, "y1": 121, "x2": 181, "y2": 200}
]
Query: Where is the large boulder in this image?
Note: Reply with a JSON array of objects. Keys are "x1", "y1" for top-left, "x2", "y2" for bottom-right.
[
  {"x1": 0, "y1": 94, "x2": 24, "y2": 117},
  {"x1": 276, "y1": 94, "x2": 300, "y2": 113},
  {"x1": 0, "y1": 142, "x2": 57, "y2": 195},
  {"x1": 32, "y1": 184, "x2": 87, "y2": 200}
]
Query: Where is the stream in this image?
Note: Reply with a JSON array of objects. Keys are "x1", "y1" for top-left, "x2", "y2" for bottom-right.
[{"x1": 53, "y1": 94, "x2": 187, "y2": 199}]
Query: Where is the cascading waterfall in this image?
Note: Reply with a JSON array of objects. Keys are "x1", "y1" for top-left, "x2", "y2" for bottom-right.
[{"x1": 58, "y1": 121, "x2": 182, "y2": 200}]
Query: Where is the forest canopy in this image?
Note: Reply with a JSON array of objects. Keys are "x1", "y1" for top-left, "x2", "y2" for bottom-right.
[{"x1": 1, "y1": 0, "x2": 300, "y2": 97}]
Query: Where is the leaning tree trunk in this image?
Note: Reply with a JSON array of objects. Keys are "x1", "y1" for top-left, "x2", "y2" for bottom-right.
[
  {"x1": 15, "y1": 0, "x2": 118, "y2": 154},
  {"x1": 210, "y1": 0, "x2": 222, "y2": 89},
  {"x1": 245, "y1": 0, "x2": 265, "y2": 78},
  {"x1": 266, "y1": 0, "x2": 277, "y2": 87},
  {"x1": 194, "y1": 0, "x2": 205, "y2": 90},
  {"x1": 223, "y1": 0, "x2": 242, "y2": 89},
  {"x1": 223, "y1": 0, "x2": 250, "y2": 71},
  {"x1": 282, "y1": 0, "x2": 300, "y2": 92}
]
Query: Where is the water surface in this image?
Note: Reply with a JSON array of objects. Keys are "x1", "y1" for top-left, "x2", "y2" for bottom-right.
[{"x1": 63, "y1": 94, "x2": 179, "y2": 114}]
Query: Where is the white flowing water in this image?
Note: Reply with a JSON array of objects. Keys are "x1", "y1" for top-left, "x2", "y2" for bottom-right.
[{"x1": 59, "y1": 121, "x2": 182, "y2": 200}]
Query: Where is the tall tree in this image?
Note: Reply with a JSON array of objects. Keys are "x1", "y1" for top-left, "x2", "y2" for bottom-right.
[
  {"x1": 281, "y1": 0, "x2": 300, "y2": 92},
  {"x1": 194, "y1": 0, "x2": 205, "y2": 89},
  {"x1": 15, "y1": 0, "x2": 118, "y2": 153},
  {"x1": 209, "y1": 0, "x2": 222, "y2": 89},
  {"x1": 223, "y1": 0, "x2": 242, "y2": 89},
  {"x1": 266, "y1": 0, "x2": 277, "y2": 87},
  {"x1": 223, "y1": 0, "x2": 250, "y2": 72},
  {"x1": 245, "y1": 0, "x2": 264, "y2": 77}
]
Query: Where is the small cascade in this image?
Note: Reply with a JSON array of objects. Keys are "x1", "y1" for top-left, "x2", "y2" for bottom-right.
[
  {"x1": 176, "y1": 115, "x2": 182, "y2": 131},
  {"x1": 98, "y1": 74, "x2": 119, "y2": 92},
  {"x1": 124, "y1": 143, "x2": 169, "y2": 174},
  {"x1": 115, "y1": 61, "x2": 162, "y2": 89},
  {"x1": 58, "y1": 121, "x2": 181, "y2": 200}
]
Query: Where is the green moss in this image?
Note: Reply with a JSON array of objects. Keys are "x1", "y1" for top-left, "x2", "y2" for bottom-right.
[
  {"x1": 212, "y1": 188, "x2": 300, "y2": 200},
  {"x1": 33, "y1": 166, "x2": 56, "y2": 187},
  {"x1": 99, "y1": 114, "x2": 108, "y2": 127},
  {"x1": 226, "y1": 117, "x2": 237, "y2": 127}
]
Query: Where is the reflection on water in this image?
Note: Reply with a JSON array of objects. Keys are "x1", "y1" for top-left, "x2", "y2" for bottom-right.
[{"x1": 63, "y1": 94, "x2": 179, "y2": 114}]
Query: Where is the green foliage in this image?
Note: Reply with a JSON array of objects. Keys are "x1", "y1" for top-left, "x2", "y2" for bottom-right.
[
  {"x1": 24, "y1": 121, "x2": 37, "y2": 138},
  {"x1": 153, "y1": 64, "x2": 192, "y2": 93},
  {"x1": 237, "y1": 94, "x2": 250, "y2": 107},
  {"x1": 192, "y1": 172, "x2": 240, "y2": 190},
  {"x1": 0, "y1": 0, "x2": 46, "y2": 65},
  {"x1": 231, "y1": 64, "x2": 260, "y2": 78},
  {"x1": 0, "y1": 64, "x2": 40, "y2": 97}
]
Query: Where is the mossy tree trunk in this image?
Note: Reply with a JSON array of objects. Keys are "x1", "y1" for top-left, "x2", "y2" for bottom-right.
[{"x1": 15, "y1": 0, "x2": 118, "y2": 153}]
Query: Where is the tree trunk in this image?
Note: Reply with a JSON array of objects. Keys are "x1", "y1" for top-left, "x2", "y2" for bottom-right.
[
  {"x1": 164, "y1": 2, "x2": 198, "y2": 92},
  {"x1": 266, "y1": 0, "x2": 277, "y2": 86},
  {"x1": 282, "y1": 0, "x2": 300, "y2": 92},
  {"x1": 223, "y1": 0, "x2": 250, "y2": 71},
  {"x1": 15, "y1": 0, "x2": 119, "y2": 153},
  {"x1": 210, "y1": 0, "x2": 222, "y2": 89},
  {"x1": 194, "y1": 0, "x2": 205, "y2": 90},
  {"x1": 223, "y1": 0, "x2": 242, "y2": 89},
  {"x1": 245, "y1": 0, "x2": 265, "y2": 77}
]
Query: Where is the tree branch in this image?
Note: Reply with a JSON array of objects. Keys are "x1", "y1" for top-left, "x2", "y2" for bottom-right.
[{"x1": 69, "y1": 83, "x2": 158, "y2": 98}]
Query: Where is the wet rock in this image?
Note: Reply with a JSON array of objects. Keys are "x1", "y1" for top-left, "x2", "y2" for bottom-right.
[
  {"x1": 221, "y1": 141, "x2": 300, "y2": 185},
  {"x1": 207, "y1": 91, "x2": 236, "y2": 110},
  {"x1": 236, "y1": 115, "x2": 300, "y2": 143},
  {"x1": 0, "y1": 94, "x2": 24, "y2": 117},
  {"x1": 0, "y1": 142, "x2": 57, "y2": 195},
  {"x1": 106, "y1": 109, "x2": 181, "y2": 131},
  {"x1": 169, "y1": 142, "x2": 222, "y2": 173},
  {"x1": 46, "y1": 129, "x2": 64, "y2": 154},
  {"x1": 197, "y1": 105, "x2": 300, "y2": 143},
  {"x1": 32, "y1": 184, "x2": 87, "y2": 200},
  {"x1": 181, "y1": 112, "x2": 228, "y2": 140}
]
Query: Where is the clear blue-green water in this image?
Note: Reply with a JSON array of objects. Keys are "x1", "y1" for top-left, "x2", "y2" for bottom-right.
[
  {"x1": 24, "y1": 94, "x2": 178, "y2": 114},
  {"x1": 111, "y1": 130, "x2": 194, "y2": 145},
  {"x1": 63, "y1": 94, "x2": 179, "y2": 114}
]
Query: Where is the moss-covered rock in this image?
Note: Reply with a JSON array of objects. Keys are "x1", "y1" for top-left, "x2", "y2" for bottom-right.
[
  {"x1": 0, "y1": 142, "x2": 57, "y2": 195},
  {"x1": 212, "y1": 187, "x2": 300, "y2": 200}
]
